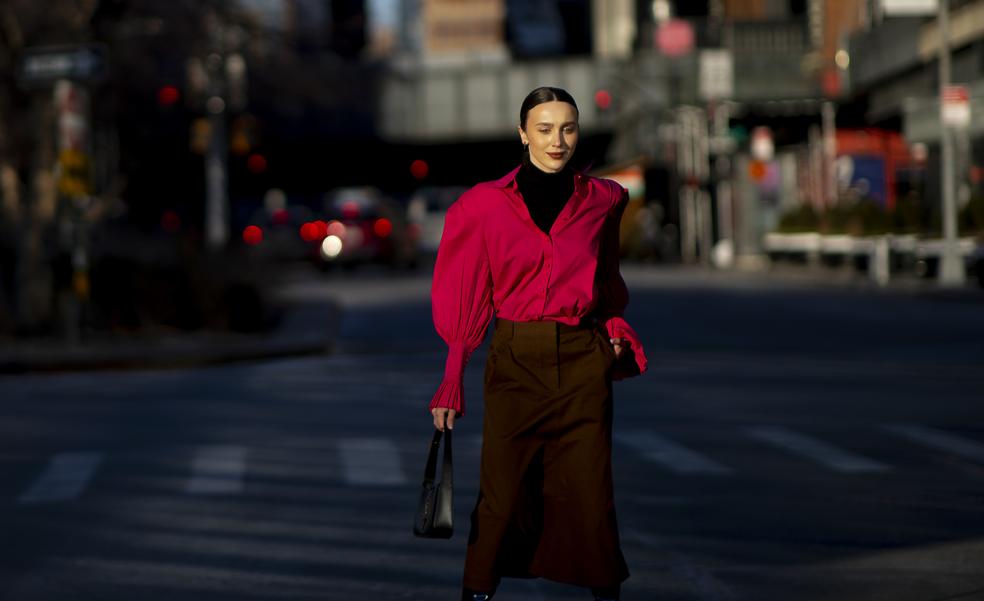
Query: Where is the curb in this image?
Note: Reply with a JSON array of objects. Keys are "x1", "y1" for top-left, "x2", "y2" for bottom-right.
[{"x1": 0, "y1": 300, "x2": 342, "y2": 375}]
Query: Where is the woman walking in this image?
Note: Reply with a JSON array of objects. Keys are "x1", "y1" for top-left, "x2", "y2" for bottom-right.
[{"x1": 429, "y1": 86, "x2": 647, "y2": 601}]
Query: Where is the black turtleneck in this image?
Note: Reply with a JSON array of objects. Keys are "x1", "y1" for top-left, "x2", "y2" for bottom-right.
[{"x1": 515, "y1": 156, "x2": 575, "y2": 235}]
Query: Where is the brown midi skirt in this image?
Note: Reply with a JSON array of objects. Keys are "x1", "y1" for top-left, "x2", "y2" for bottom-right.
[{"x1": 462, "y1": 318, "x2": 629, "y2": 592}]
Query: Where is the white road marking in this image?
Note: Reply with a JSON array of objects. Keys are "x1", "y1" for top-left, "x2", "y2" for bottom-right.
[
  {"x1": 18, "y1": 452, "x2": 104, "y2": 504},
  {"x1": 884, "y1": 424, "x2": 984, "y2": 464},
  {"x1": 616, "y1": 431, "x2": 731, "y2": 474},
  {"x1": 746, "y1": 426, "x2": 890, "y2": 473},
  {"x1": 185, "y1": 446, "x2": 247, "y2": 495},
  {"x1": 339, "y1": 438, "x2": 407, "y2": 486}
]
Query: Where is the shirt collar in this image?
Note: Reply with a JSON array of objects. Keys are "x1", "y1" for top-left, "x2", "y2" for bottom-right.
[{"x1": 493, "y1": 164, "x2": 588, "y2": 193}]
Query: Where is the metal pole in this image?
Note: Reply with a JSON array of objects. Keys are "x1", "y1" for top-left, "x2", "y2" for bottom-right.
[
  {"x1": 205, "y1": 97, "x2": 228, "y2": 250},
  {"x1": 204, "y1": 48, "x2": 228, "y2": 251},
  {"x1": 937, "y1": 0, "x2": 965, "y2": 285},
  {"x1": 821, "y1": 100, "x2": 836, "y2": 207}
]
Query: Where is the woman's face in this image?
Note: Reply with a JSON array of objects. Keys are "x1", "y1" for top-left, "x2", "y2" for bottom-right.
[{"x1": 518, "y1": 101, "x2": 579, "y2": 173}]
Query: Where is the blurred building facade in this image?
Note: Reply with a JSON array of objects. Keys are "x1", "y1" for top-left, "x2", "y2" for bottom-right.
[
  {"x1": 4, "y1": 1, "x2": 982, "y2": 339},
  {"x1": 849, "y1": 0, "x2": 984, "y2": 171},
  {"x1": 365, "y1": 0, "x2": 881, "y2": 265}
]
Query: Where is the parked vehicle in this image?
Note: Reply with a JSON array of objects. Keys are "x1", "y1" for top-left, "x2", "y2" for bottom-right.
[
  {"x1": 241, "y1": 203, "x2": 318, "y2": 263},
  {"x1": 319, "y1": 187, "x2": 418, "y2": 269},
  {"x1": 406, "y1": 186, "x2": 467, "y2": 263},
  {"x1": 972, "y1": 243, "x2": 984, "y2": 288}
]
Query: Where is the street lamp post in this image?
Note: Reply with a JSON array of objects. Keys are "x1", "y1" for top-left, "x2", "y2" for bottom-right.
[
  {"x1": 204, "y1": 50, "x2": 228, "y2": 251},
  {"x1": 198, "y1": 12, "x2": 247, "y2": 252},
  {"x1": 937, "y1": 0, "x2": 965, "y2": 285}
]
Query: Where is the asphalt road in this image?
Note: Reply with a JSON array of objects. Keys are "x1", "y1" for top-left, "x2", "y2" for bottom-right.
[{"x1": 1, "y1": 265, "x2": 983, "y2": 601}]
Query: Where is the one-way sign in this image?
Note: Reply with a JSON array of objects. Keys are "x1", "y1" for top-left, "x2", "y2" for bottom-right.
[{"x1": 18, "y1": 44, "x2": 108, "y2": 87}]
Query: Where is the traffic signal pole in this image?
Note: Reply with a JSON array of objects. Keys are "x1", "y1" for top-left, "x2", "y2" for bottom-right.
[
  {"x1": 205, "y1": 84, "x2": 228, "y2": 250},
  {"x1": 937, "y1": 0, "x2": 965, "y2": 286}
]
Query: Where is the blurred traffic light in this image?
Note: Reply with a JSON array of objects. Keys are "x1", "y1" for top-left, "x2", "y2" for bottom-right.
[
  {"x1": 247, "y1": 153, "x2": 268, "y2": 174},
  {"x1": 410, "y1": 159, "x2": 429, "y2": 180},
  {"x1": 594, "y1": 89, "x2": 612, "y2": 110},
  {"x1": 230, "y1": 114, "x2": 259, "y2": 156},
  {"x1": 158, "y1": 85, "x2": 180, "y2": 107},
  {"x1": 57, "y1": 149, "x2": 92, "y2": 197},
  {"x1": 190, "y1": 118, "x2": 211, "y2": 154}
]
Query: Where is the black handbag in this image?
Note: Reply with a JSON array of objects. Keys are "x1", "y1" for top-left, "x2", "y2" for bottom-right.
[{"x1": 413, "y1": 428, "x2": 454, "y2": 539}]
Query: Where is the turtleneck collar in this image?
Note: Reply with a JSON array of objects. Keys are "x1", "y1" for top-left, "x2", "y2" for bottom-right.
[
  {"x1": 519, "y1": 154, "x2": 573, "y2": 185},
  {"x1": 516, "y1": 155, "x2": 575, "y2": 234}
]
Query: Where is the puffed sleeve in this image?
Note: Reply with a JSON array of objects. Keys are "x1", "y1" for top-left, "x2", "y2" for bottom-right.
[
  {"x1": 596, "y1": 184, "x2": 648, "y2": 380},
  {"x1": 429, "y1": 192, "x2": 494, "y2": 416}
]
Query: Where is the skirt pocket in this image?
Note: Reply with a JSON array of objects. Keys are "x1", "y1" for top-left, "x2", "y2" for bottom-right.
[{"x1": 594, "y1": 328, "x2": 618, "y2": 366}]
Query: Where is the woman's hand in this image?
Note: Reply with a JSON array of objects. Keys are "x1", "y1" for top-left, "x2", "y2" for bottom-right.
[
  {"x1": 432, "y1": 407, "x2": 457, "y2": 431},
  {"x1": 610, "y1": 337, "x2": 625, "y2": 359}
]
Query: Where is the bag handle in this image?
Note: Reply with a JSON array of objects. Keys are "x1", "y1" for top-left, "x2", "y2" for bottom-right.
[
  {"x1": 441, "y1": 429, "x2": 453, "y2": 487},
  {"x1": 422, "y1": 429, "x2": 453, "y2": 487}
]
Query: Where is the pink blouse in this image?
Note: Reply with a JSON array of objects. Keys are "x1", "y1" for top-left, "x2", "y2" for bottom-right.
[{"x1": 430, "y1": 165, "x2": 648, "y2": 416}]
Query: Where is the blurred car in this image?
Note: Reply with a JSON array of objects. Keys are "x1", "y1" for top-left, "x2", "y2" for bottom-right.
[
  {"x1": 240, "y1": 202, "x2": 318, "y2": 262},
  {"x1": 318, "y1": 187, "x2": 418, "y2": 269},
  {"x1": 406, "y1": 185, "x2": 468, "y2": 262},
  {"x1": 972, "y1": 241, "x2": 984, "y2": 288}
]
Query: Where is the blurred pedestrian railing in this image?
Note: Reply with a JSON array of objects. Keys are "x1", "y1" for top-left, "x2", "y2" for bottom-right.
[{"x1": 763, "y1": 232, "x2": 981, "y2": 286}]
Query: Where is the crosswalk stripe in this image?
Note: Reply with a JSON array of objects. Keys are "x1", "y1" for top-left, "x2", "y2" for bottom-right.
[
  {"x1": 185, "y1": 446, "x2": 247, "y2": 495},
  {"x1": 18, "y1": 452, "x2": 104, "y2": 504},
  {"x1": 745, "y1": 426, "x2": 890, "y2": 473},
  {"x1": 884, "y1": 424, "x2": 984, "y2": 464},
  {"x1": 339, "y1": 438, "x2": 407, "y2": 486},
  {"x1": 616, "y1": 431, "x2": 731, "y2": 474}
]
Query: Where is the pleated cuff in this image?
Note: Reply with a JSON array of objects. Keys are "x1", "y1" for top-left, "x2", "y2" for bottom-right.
[
  {"x1": 428, "y1": 379, "x2": 465, "y2": 417},
  {"x1": 428, "y1": 342, "x2": 469, "y2": 416},
  {"x1": 603, "y1": 316, "x2": 648, "y2": 379}
]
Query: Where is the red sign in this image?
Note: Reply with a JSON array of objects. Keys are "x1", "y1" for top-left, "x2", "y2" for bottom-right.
[
  {"x1": 655, "y1": 19, "x2": 694, "y2": 57},
  {"x1": 942, "y1": 84, "x2": 970, "y2": 127},
  {"x1": 943, "y1": 85, "x2": 969, "y2": 103}
]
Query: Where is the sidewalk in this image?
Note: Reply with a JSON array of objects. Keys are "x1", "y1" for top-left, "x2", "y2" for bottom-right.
[
  {"x1": 0, "y1": 299, "x2": 341, "y2": 374},
  {"x1": 620, "y1": 262, "x2": 984, "y2": 303},
  {"x1": 748, "y1": 262, "x2": 984, "y2": 301}
]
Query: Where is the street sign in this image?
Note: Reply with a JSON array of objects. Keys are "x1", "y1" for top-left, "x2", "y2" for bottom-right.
[
  {"x1": 656, "y1": 19, "x2": 694, "y2": 57},
  {"x1": 699, "y1": 49, "x2": 733, "y2": 100},
  {"x1": 941, "y1": 84, "x2": 970, "y2": 128},
  {"x1": 17, "y1": 44, "x2": 107, "y2": 86}
]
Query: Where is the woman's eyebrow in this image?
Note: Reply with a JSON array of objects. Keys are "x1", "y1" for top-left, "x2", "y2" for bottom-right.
[{"x1": 534, "y1": 121, "x2": 577, "y2": 127}]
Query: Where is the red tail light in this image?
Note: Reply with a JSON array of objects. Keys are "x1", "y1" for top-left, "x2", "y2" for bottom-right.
[
  {"x1": 243, "y1": 225, "x2": 263, "y2": 245},
  {"x1": 300, "y1": 222, "x2": 319, "y2": 242},
  {"x1": 374, "y1": 218, "x2": 393, "y2": 238}
]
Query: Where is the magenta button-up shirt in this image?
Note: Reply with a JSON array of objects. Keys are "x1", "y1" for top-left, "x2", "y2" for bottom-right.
[{"x1": 429, "y1": 165, "x2": 648, "y2": 416}]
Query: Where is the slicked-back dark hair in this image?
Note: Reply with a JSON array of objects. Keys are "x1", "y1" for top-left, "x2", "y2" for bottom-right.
[{"x1": 519, "y1": 86, "x2": 579, "y2": 131}]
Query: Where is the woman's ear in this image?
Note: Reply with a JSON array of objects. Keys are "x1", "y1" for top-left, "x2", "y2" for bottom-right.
[{"x1": 517, "y1": 125, "x2": 528, "y2": 146}]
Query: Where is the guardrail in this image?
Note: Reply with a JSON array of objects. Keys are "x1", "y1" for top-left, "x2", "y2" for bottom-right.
[{"x1": 763, "y1": 232, "x2": 982, "y2": 286}]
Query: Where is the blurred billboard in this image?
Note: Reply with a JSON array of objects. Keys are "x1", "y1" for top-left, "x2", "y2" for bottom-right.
[{"x1": 422, "y1": 0, "x2": 507, "y2": 61}]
